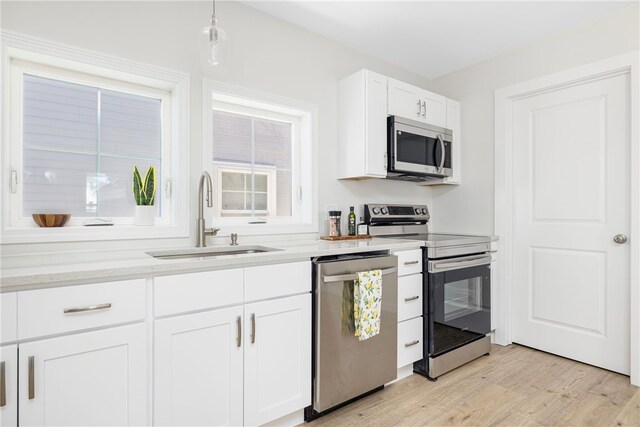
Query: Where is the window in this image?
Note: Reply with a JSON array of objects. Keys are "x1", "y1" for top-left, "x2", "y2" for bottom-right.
[
  {"x1": 203, "y1": 81, "x2": 317, "y2": 234},
  {"x1": 2, "y1": 33, "x2": 190, "y2": 242},
  {"x1": 21, "y1": 74, "x2": 164, "y2": 218}
]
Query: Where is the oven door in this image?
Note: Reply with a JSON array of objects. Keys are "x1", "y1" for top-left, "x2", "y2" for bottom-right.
[
  {"x1": 426, "y1": 254, "x2": 491, "y2": 357},
  {"x1": 388, "y1": 116, "x2": 452, "y2": 177}
]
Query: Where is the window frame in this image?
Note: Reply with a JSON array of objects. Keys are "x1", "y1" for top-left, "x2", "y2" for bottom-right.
[
  {"x1": 214, "y1": 162, "x2": 277, "y2": 217},
  {"x1": 202, "y1": 79, "x2": 318, "y2": 235},
  {"x1": 1, "y1": 32, "x2": 190, "y2": 243}
]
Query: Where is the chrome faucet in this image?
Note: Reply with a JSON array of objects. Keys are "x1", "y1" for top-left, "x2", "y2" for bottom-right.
[{"x1": 196, "y1": 171, "x2": 220, "y2": 247}]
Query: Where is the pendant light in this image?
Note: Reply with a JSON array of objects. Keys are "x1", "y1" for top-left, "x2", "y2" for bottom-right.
[{"x1": 199, "y1": 0, "x2": 228, "y2": 75}]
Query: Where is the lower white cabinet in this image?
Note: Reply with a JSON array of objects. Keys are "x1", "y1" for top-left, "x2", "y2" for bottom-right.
[
  {"x1": 154, "y1": 306, "x2": 243, "y2": 426},
  {"x1": 18, "y1": 323, "x2": 147, "y2": 426},
  {"x1": 0, "y1": 345, "x2": 18, "y2": 427},
  {"x1": 244, "y1": 294, "x2": 311, "y2": 426}
]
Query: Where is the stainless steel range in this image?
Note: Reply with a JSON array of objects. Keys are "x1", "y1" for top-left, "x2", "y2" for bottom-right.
[{"x1": 364, "y1": 203, "x2": 494, "y2": 380}]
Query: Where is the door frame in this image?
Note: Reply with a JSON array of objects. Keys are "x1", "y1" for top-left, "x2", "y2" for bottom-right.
[{"x1": 494, "y1": 51, "x2": 640, "y2": 385}]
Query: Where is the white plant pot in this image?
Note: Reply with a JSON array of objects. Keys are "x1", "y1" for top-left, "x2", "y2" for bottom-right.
[{"x1": 134, "y1": 205, "x2": 156, "y2": 226}]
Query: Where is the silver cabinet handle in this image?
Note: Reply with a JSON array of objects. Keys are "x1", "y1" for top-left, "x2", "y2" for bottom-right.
[
  {"x1": 404, "y1": 296, "x2": 420, "y2": 302},
  {"x1": 436, "y1": 134, "x2": 445, "y2": 172},
  {"x1": 422, "y1": 101, "x2": 426, "y2": 118},
  {"x1": 236, "y1": 316, "x2": 242, "y2": 348},
  {"x1": 322, "y1": 267, "x2": 397, "y2": 283},
  {"x1": 63, "y1": 303, "x2": 111, "y2": 314},
  {"x1": 405, "y1": 340, "x2": 420, "y2": 348},
  {"x1": 250, "y1": 313, "x2": 256, "y2": 344},
  {"x1": 613, "y1": 234, "x2": 628, "y2": 244},
  {"x1": 416, "y1": 99, "x2": 421, "y2": 116},
  {"x1": 28, "y1": 356, "x2": 35, "y2": 400},
  {"x1": 0, "y1": 361, "x2": 5, "y2": 407},
  {"x1": 404, "y1": 260, "x2": 419, "y2": 266}
]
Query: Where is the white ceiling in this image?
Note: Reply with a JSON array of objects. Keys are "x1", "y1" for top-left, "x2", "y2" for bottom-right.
[{"x1": 242, "y1": 1, "x2": 635, "y2": 78}]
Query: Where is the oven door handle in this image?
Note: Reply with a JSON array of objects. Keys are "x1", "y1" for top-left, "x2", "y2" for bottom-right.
[
  {"x1": 322, "y1": 267, "x2": 397, "y2": 283},
  {"x1": 428, "y1": 254, "x2": 491, "y2": 273}
]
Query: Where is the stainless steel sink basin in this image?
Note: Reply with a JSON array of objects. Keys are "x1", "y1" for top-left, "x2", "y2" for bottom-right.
[{"x1": 147, "y1": 245, "x2": 282, "y2": 260}]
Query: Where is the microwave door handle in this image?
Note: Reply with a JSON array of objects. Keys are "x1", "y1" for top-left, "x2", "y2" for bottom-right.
[{"x1": 436, "y1": 134, "x2": 445, "y2": 172}]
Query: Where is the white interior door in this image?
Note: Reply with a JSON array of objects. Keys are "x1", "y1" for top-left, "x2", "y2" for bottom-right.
[{"x1": 511, "y1": 72, "x2": 630, "y2": 374}]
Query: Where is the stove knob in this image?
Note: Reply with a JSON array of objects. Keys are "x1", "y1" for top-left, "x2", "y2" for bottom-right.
[
  {"x1": 372, "y1": 207, "x2": 380, "y2": 215},
  {"x1": 415, "y1": 208, "x2": 421, "y2": 214},
  {"x1": 381, "y1": 207, "x2": 388, "y2": 215},
  {"x1": 421, "y1": 208, "x2": 428, "y2": 214}
]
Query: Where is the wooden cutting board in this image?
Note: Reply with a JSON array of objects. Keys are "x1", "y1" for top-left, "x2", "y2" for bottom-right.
[{"x1": 320, "y1": 235, "x2": 372, "y2": 241}]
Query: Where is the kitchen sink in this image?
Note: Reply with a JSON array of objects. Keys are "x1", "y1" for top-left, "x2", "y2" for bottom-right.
[{"x1": 147, "y1": 245, "x2": 282, "y2": 260}]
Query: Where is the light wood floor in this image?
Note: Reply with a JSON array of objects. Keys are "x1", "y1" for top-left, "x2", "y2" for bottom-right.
[{"x1": 306, "y1": 344, "x2": 640, "y2": 426}]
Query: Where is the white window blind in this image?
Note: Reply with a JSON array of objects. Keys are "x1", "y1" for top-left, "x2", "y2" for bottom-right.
[{"x1": 22, "y1": 74, "x2": 162, "y2": 218}]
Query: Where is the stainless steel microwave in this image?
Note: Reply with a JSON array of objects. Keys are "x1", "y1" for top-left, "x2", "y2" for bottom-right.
[{"x1": 387, "y1": 116, "x2": 453, "y2": 181}]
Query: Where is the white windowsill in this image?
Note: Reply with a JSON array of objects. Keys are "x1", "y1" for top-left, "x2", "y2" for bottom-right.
[{"x1": 1, "y1": 224, "x2": 189, "y2": 244}]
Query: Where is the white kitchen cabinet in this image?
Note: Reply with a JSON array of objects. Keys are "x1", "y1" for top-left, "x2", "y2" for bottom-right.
[
  {"x1": 0, "y1": 345, "x2": 17, "y2": 427},
  {"x1": 338, "y1": 69, "x2": 388, "y2": 179},
  {"x1": 0, "y1": 293, "x2": 17, "y2": 345},
  {"x1": 388, "y1": 78, "x2": 447, "y2": 128},
  {"x1": 420, "y1": 98, "x2": 462, "y2": 186},
  {"x1": 154, "y1": 306, "x2": 243, "y2": 426},
  {"x1": 244, "y1": 294, "x2": 311, "y2": 426},
  {"x1": 18, "y1": 323, "x2": 147, "y2": 426}
]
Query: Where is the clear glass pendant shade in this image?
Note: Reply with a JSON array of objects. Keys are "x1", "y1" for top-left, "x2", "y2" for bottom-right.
[{"x1": 199, "y1": 17, "x2": 228, "y2": 75}]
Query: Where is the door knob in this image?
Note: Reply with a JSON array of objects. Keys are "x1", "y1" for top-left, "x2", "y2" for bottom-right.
[{"x1": 613, "y1": 234, "x2": 628, "y2": 244}]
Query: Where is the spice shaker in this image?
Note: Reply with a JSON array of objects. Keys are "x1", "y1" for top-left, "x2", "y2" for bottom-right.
[{"x1": 328, "y1": 211, "x2": 342, "y2": 237}]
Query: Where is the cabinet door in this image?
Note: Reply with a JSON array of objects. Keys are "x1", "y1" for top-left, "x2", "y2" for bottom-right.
[
  {"x1": 388, "y1": 78, "x2": 421, "y2": 121},
  {"x1": 244, "y1": 294, "x2": 311, "y2": 426},
  {"x1": 421, "y1": 90, "x2": 447, "y2": 128},
  {"x1": 154, "y1": 306, "x2": 243, "y2": 426},
  {"x1": 0, "y1": 345, "x2": 17, "y2": 427},
  {"x1": 19, "y1": 324, "x2": 147, "y2": 426},
  {"x1": 364, "y1": 70, "x2": 388, "y2": 177}
]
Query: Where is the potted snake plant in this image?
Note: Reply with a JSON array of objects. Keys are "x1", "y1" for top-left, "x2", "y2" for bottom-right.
[{"x1": 133, "y1": 165, "x2": 156, "y2": 226}]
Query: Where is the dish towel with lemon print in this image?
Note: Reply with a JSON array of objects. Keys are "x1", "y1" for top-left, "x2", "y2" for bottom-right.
[{"x1": 353, "y1": 269, "x2": 382, "y2": 341}]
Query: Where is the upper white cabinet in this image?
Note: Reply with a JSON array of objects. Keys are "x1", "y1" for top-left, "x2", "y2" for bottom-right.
[
  {"x1": 388, "y1": 78, "x2": 447, "y2": 128},
  {"x1": 338, "y1": 69, "x2": 461, "y2": 183},
  {"x1": 338, "y1": 69, "x2": 388, "y2": 179},
  {"x1": 18, "y1": 323, "x2": 147, "y2": 426}
]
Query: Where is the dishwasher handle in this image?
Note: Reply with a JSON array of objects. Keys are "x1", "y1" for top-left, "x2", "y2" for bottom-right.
[{"x1": 322, "y1": 267, "x2": 397, "y2": 283}]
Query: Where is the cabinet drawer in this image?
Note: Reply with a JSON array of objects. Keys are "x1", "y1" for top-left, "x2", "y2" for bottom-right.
[
  {"x1": 244, "y1": 262, "x2": 311, "y2": 302},
  {"x1": 1, "y1": 292, "x2": 17, "y2": 343},
  {"x1": 397, "y1": 317, "x2": 423, "y2": 368},
  {"x1": 154, "y1": 269, "x2": 243, "y2": 317},
  {"x1": 394, "y1": 250, "x2": 422, "y2": 276},
  {"x1": 397, "y1": 275, "x2": 422, "y2": 322},
  {"x1": 17, "y1": 280, "x2": 146, "y2": 340}
]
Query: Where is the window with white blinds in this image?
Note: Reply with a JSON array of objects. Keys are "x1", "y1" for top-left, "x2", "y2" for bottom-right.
[
  {"x1": 5, "y1": 57, "x2": 175, "y2": 231},
  {"x1": 22, "y1": 74, "x2": 163, "y2": 218}
]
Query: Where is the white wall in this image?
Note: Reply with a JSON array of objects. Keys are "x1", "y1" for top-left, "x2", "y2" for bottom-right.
[
  {"x1": 0, "y1": 1, "x2": 433, "y2": 254},
  {"x1": 428, "y1": 3, "x2": 639, "y2": 234}
]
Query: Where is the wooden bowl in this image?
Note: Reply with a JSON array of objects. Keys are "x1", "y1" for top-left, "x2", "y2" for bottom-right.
[{"x1": 32, "y1": 214, "x2": 71, "y2": 228}]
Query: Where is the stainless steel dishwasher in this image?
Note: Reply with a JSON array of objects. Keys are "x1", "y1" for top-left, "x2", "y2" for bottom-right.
[{"x1": 305, "y1": 251, "x2": 398, "y2": 421}]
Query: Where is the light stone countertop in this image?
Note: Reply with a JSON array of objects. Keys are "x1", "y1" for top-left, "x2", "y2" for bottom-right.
[{"x1": 0, "y1": 237, "x2": 422, "y2": 293}]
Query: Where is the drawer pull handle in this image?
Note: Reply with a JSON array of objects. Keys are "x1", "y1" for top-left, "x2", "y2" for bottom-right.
[
  {"x1": 250, "y1": 313, "x2": 256, "y2": 344},
  {"x1": 404, "y1": 295, "x2": 420, "y2": 302},
  {"x1": 236, "y1": 316, "x2": 242, "y2": 348},
  {"x1": 63, "y1": 303, "x2": 112, "y2": 314},
  {"x1": 405, "y1": 340, "x2": 420, "y2": 348},
  {"x1": 28, "y1": 356, "x2": 35, "y2": 400},
  {"x1": 0, "y1": 361, "x2": 5, "y2": 407},
  {"x1": 404, "y1": 260, "x2": 419, "y2": 266}
]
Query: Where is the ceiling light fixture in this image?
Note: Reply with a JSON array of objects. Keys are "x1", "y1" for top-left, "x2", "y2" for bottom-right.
[{"x1": 199, "y1": 0, "x2": 228, "y2": 75}]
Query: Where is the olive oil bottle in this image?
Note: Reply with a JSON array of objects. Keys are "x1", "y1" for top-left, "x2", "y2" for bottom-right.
[{"x1": 348, "y1": 206, "x2": 357, "y2": 236}]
